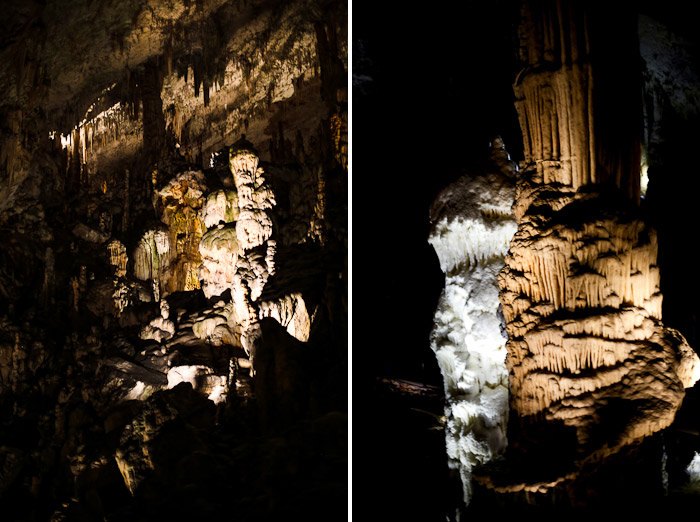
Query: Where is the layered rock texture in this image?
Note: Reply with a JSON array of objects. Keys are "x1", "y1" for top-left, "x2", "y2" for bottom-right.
[
  {"x1": 0, "y1": 0, "x2": 347, "y2": 519},
  {"x1": 473, "y1": 0, "x2": 700, "y2": 499}
]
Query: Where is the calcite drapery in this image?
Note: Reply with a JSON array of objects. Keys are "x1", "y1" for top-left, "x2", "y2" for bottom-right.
[
  {"x1": 483, "y1": 0, "x2": 700, "y2": 495},
  {"x1": 199, "y1": 189, "x2": 240, "y2": 299},
  {"x1": 501, "y1": 185, "x2": 700, "y2": 459},
  {"x1": 202, "y1": 190, "x2": 239, "y2": 229}
]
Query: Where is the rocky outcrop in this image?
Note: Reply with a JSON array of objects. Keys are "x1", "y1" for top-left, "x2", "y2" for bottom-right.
[{"x1": 115, "y1": 383, "x2": 215, "y2": 494}]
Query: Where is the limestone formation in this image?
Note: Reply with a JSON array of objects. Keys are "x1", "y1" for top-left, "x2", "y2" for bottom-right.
[
  {"x1": 500, "y1": 182, "x2": 700, "y2": 467},
  {"x1": 513, "y1": 0, "x2": 642, "y2": 202},
  {"x1": 199, "y1": 225, "x2": 239, "y2": 299},
  {"x1": 107, "y1": 240, "x2": 128, "y2": 278},
  {"x1": 428, "y1": 142, "x2": 517, "y2": 504},
  {"x1": 259, "y1": 293, "x2": 312, "y2": 343},
  {"x1": 0, "y1": 0, "x2": 347, "y2": 517},
  {"x1": 198, "y1": 188, "x2": 240, "y2": 300},
  {"x1": 202, "y1": 190, "x2": 239, "y2": 229},
  {"x1": 140, "y1": 300, "x2": 176, "y2": 343},
  {"x1": 166, "y1": 365, "x2": 228, "y2": 404},
  {"x1": 479, "y1": 0, "x2": 700, "y2": 496},
  {"x1": 229, "y1": 139, "x2": 277, "y2": 360},
  {"x1": 156, "y1": 170, "x2": 208, "y2": 294},
  {"x1": 133, "y1": 228, "x2": 171, "y2": 301},
  {"x1": 191, "y1": 302, "x2": 239, "y2": 347}
]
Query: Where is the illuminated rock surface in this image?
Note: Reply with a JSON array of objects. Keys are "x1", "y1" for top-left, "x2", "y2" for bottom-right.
[
  {"x1": 0, "y1": 0, "x2": 346, "y2": 518},
  {"x1": 474, "y1": 0, "x2": 700, "y2": 501},
  {"x1": 428, "y1": 140, "x2": 517, "y2": 504}
]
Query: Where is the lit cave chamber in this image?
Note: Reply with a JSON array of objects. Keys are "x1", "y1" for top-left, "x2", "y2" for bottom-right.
[
  {"x1": 356, "y1": 0, "x2": 700, "y2": 517},
  {"x1": 0, "y1": 1, "x2": 347, "y2": 520}
]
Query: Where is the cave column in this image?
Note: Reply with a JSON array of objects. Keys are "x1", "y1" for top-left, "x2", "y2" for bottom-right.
[
  {"x1": 229, "y1": 138, "x2": 277, "y2": 366},
  {"x1": 515, "y1": 0, "x2": 641, "y2": 200},
  {"x1": 485, "y1": 0, "x2": 700, "y2": 500}
]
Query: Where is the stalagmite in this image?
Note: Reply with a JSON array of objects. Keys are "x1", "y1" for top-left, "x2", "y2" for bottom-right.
[
  {"x1": 198, "y1": 187, "x2": 240, "y2": 300},
  {"x1": 134, "y1": 229, "x2": 170, "y2": 284},
  {"x1": 229, "y1": 138, "x2": 277, "y2": 361},
  {"x1": 478, "y1": 0, "x2": 700, "y2": 497},
  {"x1": 428, "y1": 140, "x2": 517, "y2": 504},
  {"x1": 140, "y1": 300, "x2": 175, "y2": 343},
  {"x1": 199, "y1": 225, "x2": 239, "y2": 299},
  {"x1": 134, "y1": 171, "x2": 208, "y2": 299}
]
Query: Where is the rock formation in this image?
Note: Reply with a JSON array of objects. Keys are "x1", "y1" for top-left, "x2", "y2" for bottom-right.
[
  {"x1": 428, "y1": 139, "x2": 517, "y2": 504},
  {"x1": 151, "y1": 169, "x2": 208, "y2": 296},
  {"x1": 0, "y1": 0, "x2": 347, "y2": 518},
  {"x1": 229, "y1": 139, "x2": 277, "y2": 362},
  {"x1": 474, "y1": 0, "x2": 700, "y2": 499}
]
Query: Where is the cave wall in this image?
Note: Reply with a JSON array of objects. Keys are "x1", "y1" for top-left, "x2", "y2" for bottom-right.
[{"x1": 0, "y1": 0, "x2": 347, "y2": 519}]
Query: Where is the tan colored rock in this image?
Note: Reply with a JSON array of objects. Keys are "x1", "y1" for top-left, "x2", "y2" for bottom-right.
[
  {"x1": 133, "y1": 170, "x2": 208, "y2": 299},
  {"x1": 229, "y1": 139, "x2": 277, "y2": 360},
  {"x1": 492, "y1": 169, "x2": 700, "y2": 494},
  {"x1": 259, "y1": 293, "x2": 311, "y2": 342},
  {"x1": 202, "y1": 190, "x2": 239, "y2": 228},
  {"x1": 199, "y1": 225, "x2": 238, "y2": 299},
  {"x1": 107, "y1": 240, "x2": 128, "y2": 278},
  {"x1": 156, "y1": 170, "x2": 208, "y2": 294},
  {"x1": 481, "y1": 0, "x2": 700, "y2": 496}
]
